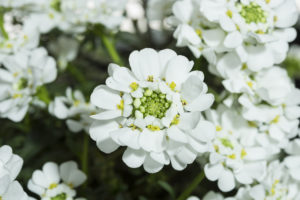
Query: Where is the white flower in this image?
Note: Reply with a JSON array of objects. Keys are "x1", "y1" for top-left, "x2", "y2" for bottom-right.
[
  {"x1": 48, "y1": 36, "x2": 79, "y2": 70},
  {"x1": 204, "y1": 106, "x2": 267, "y2": 192},
  {"x1": 27, "y1": 161, "x2": 87, "y2": 200},
  {"x1": 234, "y1": 161, "x2": 300, "y2": 200},
  {"x1": 49, "y1": 87, "x2": 97, "y2": 133},
  {"x1": 284, "y1": 139, "x2": 300, "y2": 181},
  {"x1": 187, "y1": 191, "x2": 236, "y2": 200},
  {"x1": 0, "y1": 145, "x2": 23, "y2": 181},
  {"x1": 0, "y1": 47, "x2": 57, "y2": 122},
  {"x1": 0, "y1": 179, "x2": 30, "y2": 200},
  {"x1": 27, "y1": 0, "x2": 127, "y2": 34},
  {"x1": 0, "y1": 145, "x2": 30, "y2": 200},
  {"x1": 169, "y1": 0, "x2": 297, "y2": 72},
  {"x1": 90, "y1": 48, "x2": 214, "y2": 173},
  {"x1": 0, "y1": 13, "x2": 40, "y2": 60}
]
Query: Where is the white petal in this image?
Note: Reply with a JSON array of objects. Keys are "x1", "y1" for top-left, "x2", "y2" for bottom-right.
[
  {"x1": 224, "y1": 31, "x2": 242, "y2": 48},
  {"x1": 204, "y1": 163, "x2": 223, "y2": 181},
  {"x1": 122, "y1": 148, "x2": 146, "y2": 168},
  {"x1": 90, "y1": 85, "x2": 121, "y2": 110},
  {"x1": 218, "y1": 169, "x2": 235, "y2": 192},
  {"x1": 185, "y1": 93, "x2": 214, "y2": 112},
  {"x1": 167, "y1": 126, "x2": 188, "y2": 143},
  {"x1": 143, "y1": 155, "x2": 164, "y2": 173}
]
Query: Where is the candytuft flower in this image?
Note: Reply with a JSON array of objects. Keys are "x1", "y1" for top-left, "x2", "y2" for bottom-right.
[
  {"x1": 27, "y1": 161, "x2": 87, "y2": 200},
  {"x1": 89, "y1": 48, "x2": 215, "y2": 173}
]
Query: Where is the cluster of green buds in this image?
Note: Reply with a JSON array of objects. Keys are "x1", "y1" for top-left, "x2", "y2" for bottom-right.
[
  {"x1": 132, "y1": 88, "x2": 172, "y2": 119},
  {"x1": 51, "y1": 193, "x2": 67, "y2": 200},
  {"x1": 239, "y1": 2, "x2": 267, "y2": 24}
]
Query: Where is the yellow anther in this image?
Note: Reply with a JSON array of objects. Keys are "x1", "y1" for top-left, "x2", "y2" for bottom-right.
[
  {"x1": 117, "y1": 99, "x2": 124, "y2": 111},
  {"x1": 6, "y1": 43, "x2": 13, "y2": 48},
  {"x1": 248, "y1": 121, "x2": 257, "y2": 127},
  {"x1": 68, "y1": 183, "x2": 74, "y2": 188},
  {"x1": 228, "y1": 154, "x2": 236, "y2": 159},
  {"x1": 181, "y1": 99, "x2": 187, "y2": 106},
  {"x1": 169, "y1": 81, "x2": 176, "y2": 91},
  {"x1": 147, "y1": 75, "x2": 154, "y2": 82},
  {"x1": 73, "y1": 100, "x2": 80, "y2": 107},
  {"x1": 271, "y1": 115, "x2": 280, "y2": 124},
  {"x1": 24, "y1": 35, "x2": 28, "y2": 40},
  {"x1": 273, "y1": 15, "x2": 278, "y2": 22},
  {"x1": 226, "y1": 10, "x2": 233, "y2": 18},
  {"x1": 246, "y1": 81, "x2": 253, "y2": 88},
  {"x1": 171, "y1": 114, "x2": 180, "y2": 126},
  {"x1": 119, "y1": 124, "x2": 123, "y2": 128},
  {"x1": 241, "y1": 149, "x2": 247, "y2": 159},
  {"x1": 216, "y1": 125, "x2": 222, "y2": 132},
  {"x1": 214, "y1": 145, "x2": 220, "y2": 153},
  {"x1": 266, "y1": 0, "x2": 270, "y2": 3},
  {"x1": 13, "y1": 72, "x2": 19, "y2": 77},
  {"x1": 130, "y1": 82, "x2": 139, "y2": 91},
  {"x1": 147, "y1": 125, "x2": 161, "y2": 131},
  {"x1": 195, "y1": 29, "x2": 202, "y2": 37},
  {"x1": 13, "y1": 94, "x2": 22, "y2": 99},
  {"x1": 49, "y1": 183, "x2": 58, "y2": 189},
  {"x1": 256, "y1": 29, "x2": 264, "y2": 34},
  {"x1": 49, "y1": 13, "x2": 55, "y2": 19}
]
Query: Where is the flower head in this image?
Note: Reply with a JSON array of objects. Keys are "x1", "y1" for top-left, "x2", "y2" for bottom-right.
[
  {"x1": 27, "y1": 161, "x2": 87, "y2": 200},
  {"x1": 90, "y1": 48, "x2": 214, "y2": 172}
]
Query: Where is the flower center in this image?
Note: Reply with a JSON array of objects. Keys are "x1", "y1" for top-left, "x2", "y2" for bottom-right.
[
  {"x1": 239, "y1": 2, "x2": 267, "y2": 24},
  {"x1": 133, "y1": 88, "x2": 172, "y2": 119},
  {"x1": 13, "y1": 77, "x2": 28, "y2": 91},
  {"x1": 51, "y1": 193, "x2": 67, "y2": 200}
]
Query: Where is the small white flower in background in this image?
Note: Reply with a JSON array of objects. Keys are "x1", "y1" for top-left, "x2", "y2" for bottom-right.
[
  {"x1": 169, "y1": 0, "x2": 297, "y2": 68},
  {"x1": 234, "y1": 161, "x2": 300, "y2": 200},
  {"x1": 284, "y1": 139, "x2": 300, "y2": 181},
  {"x1": 48, "y1": 36, "x2": 79, "y2": 71},
  {"x1": 0, "y1": 145, "x2": 30, "y2": 200},
  {"x1": 49, "y1": 87, "x2": 97, "y2": 133},
  {"x1": 187, "y1": 191, "x2": 236, "y2": 200},
  {"x1": 27, "y1": 0, "x2": 128, "y2": 34},
  {"x1": 0, "y1": 12, "x2": 40, "y2": 61},
  {"x1": 90, "y1": 48, "x2": 214, "y2": 173},
  {"x1": 27, "y1": 161, "x2": 87, "y2": 200},
  {"x1": 0, "y1": 145, "x2": 23, "y2": 181},
  {"x1": 0, "y1": 47, "x2": 57, "y2": 122},
  {"x1": 204, "y1": 106, "x2": 267, "y2": 192},
  {"x1": 0, "y1": 0, "x2": 36, "y2": 8}
]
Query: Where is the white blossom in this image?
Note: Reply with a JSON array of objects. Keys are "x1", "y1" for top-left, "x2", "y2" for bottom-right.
[{"x1": 89, "y1": 48, "x2": 215, "y2": 173}]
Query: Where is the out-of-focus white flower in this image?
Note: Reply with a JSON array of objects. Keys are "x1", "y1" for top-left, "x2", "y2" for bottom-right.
[
  {"x1": 204, "y1": 106, "x2": 267, "y2": 192},
  {"x1": 48, "y1": 36, "x2": 79, "y2": 70},
  {"x1": 169, "y1": 0, "x2": 297, "y2": 70},
  {"x1": 187, "y1": 191, "x2": 236, "y2": 200},
  {"x1": 234, "y1": 161, "x2": 300, "y2": 200},
  {"x1": 49, "y1": 87, "x2": 97, "y2": 133},
  {"x1": 284, "y1": 139, "x2": 300, "y2": 181},
  {"x1": 27, "y1": 0, "x2": 127, "y2": 34},
  {"x1": 0, "y1": 47, "x2": 57, "y2": 122},
  {"x1": 0, "y1": 145, "x2": 30, "y2": 200},
  {"x1": 90, "y1": 48, "x2": 215, "y2": 173},
  {"x1": 0, "y1": 13, "x2": 40, "y2": 61},
  {"x1": 0, "y1": 145, "x2": 23, "y2": 181},
  {"x1": 27, "y1": 161, "x2": 86, "y2": 200}
]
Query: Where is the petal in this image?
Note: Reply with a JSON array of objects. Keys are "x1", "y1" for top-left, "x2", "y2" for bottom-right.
[
  {"x1": 143, "y1": 155, "x2": 164, "y2": 173},
  {"x1": 42, "y1": 162, "x2": 60, "y2": 184},
  {"x1": 190, "y1": 120, "x2": 215, "y2": 142},
  {"x1": 129, "y1": 48, "x2": 161, "y2": 80},
  {"x1": 165, "y1": 56, "x2": 193, "y2": 88},
  {"x1": 90, "y1": 85, "x2": 121, "y2": 110},
  {"x1": 218, "y1": 169, "x2": 235, "y2": 192},
  {"x1": 122, "y1": 148, "x2": 146, "y2": 168},
  {"x1": 224, "y1": 31, "x2": 242, "y2": 48},
  {"x1": 204, "y1": 163, "x2": 223, "y2": 181},
  {"x1": 167, "y1": 126, "x2": 188, "y2": 143},
  {"x1": 139, "y1": 129, "x2": 166, "y2": 152},
  {"x1": 185, "y1": 93, "x2": 214, "y2": 112}
]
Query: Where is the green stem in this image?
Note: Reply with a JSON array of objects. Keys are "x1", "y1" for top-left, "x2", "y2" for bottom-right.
[
  {"x1": 99, "y1": 33, "x2": 123, "y2": 66},
  {"x1": 176, "y1": 171, "x2": 205, "y2": 200},
  {"x1": 82, "y1": 133, "x2": 89, "y2": 179},
  {"x1": 0, "y1": 12, "x2": 9, "y2": 40},
  {"x1": 67, "y1": 64, "x2": 87, "y2": 85}
]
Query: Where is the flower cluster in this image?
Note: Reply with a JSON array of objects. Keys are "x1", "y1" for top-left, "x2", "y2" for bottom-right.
[
  {"x1": 0, "y1": 145, "x2": 29, "y2": 200},
  {"x1": 28, "y1": 161, "x2": 87, "y2": 200}
]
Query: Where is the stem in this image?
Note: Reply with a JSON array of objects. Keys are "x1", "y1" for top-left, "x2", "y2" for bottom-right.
[
  {"x1": 82, "y1": 133, "x2": 89, "y2": 178},
  {"x1": 67, "y1": 64, "x2": 87, "y2": 85},
  {"x1": 176, "y1": 171, "x2": 205, "y2": 200},
  {"x1": 0, "y1": 12, "x2": 9, "y2": 40},
  {"x1": 99, "y1": 33, "x2": 123, "y2": 66}
]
